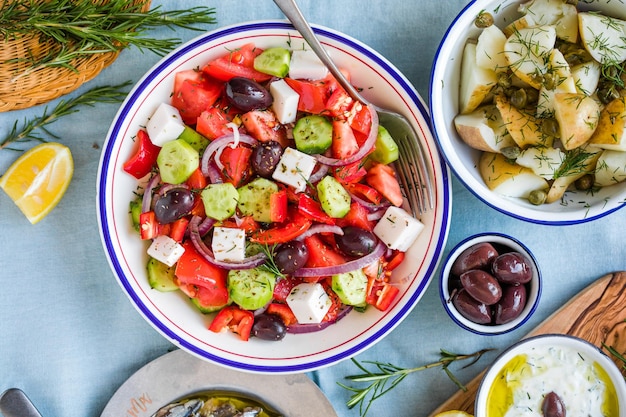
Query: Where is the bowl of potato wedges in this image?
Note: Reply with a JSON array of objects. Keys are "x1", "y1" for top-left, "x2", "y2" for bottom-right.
[{"x1": 430, "y1": 0, "x2": 626, "y2": 225}]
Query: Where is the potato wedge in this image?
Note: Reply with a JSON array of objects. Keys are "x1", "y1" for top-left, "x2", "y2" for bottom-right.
[
  {"x1": 495, "y1": 95, "x2": 552, "y2": 148},
  {"x1": 571, "y1": 60, "x2": 601, "y2": 96},
  {"x1": 503, "y1": 15, "x2": 536, "y2": 38},
  {"x1": 589, "y1": 97, "x2": 626, "y2": 151},
  {"x1": 459, "y1": 42, "x2": 498, "y2": 114},
  {"x1": 479, "y1": 152, "x2": 548, "y2": 198},
  {"x1": 578, "y1": 12, "x2": 626, "y2": 64},
  {"x1": 555, "y1": 3, "x2": 578, "y2": 43},
  {"x1": 454, "y1": 105, "x2": 516, "y2": 152},
  {"x1": 553, "y1": 93, "x2": 600, "y2": 150},
  {"x1": 476, "y1": 25, "x2": 508, "y2": 72},
  {"x1": 504, "y1": 25, "x2": 557, "y2": 90},
  {"x1": 518, "y1": 0, "x2": 564, "y2": 26},
  {"x1": 594, "y1": 149, "x2": 626, "y2": 186},
  {"x1": 516, "y1": 146, "x2": 565, "y2": 180},
  {"x1": 545, "y1": 145, "x2": 601, "y2": 203},
  {"x1": 536, "y1": 49, "x2": 577, "y2": 117}
]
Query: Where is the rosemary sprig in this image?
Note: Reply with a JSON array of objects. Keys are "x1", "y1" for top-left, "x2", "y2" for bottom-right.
[
  {"x1": 603, "y1": 342, "x2": 626, "y2": 380},
  {"x1": 338, "y1": 348, "x2": 493, "y2": 417},
  {"x1": 258, "y1": 244, "x2": 284, "y2": 278},
  {"x1": 1, "y1": 0, "x2": 217, "y2": 79},
  {"x1": 0, "y1": 81, "x2": 131, "y2": 151}
]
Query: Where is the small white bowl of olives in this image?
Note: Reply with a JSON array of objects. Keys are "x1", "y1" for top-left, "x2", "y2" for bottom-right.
[{"x1": 439, "y1": 232, "x2": 541, "y2": 335}]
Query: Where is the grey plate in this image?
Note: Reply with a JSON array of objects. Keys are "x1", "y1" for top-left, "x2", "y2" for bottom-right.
[{"x1": 100, "y1": 349, "x2": 338, "y2": 417}]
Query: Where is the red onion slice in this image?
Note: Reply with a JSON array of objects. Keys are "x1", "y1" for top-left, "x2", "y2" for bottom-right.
[
  {"x1": 294, "y1": 224, "x2": 344, "y2": 241},
  {"x1": 287, "y1": 306, "x2": 353, "y2": 334},
  {"x1": 188, "y1": 216, "x2": 267, "y2": 270},
  {"x1": 141, "y1": 173, "x2": 161, "y2": 213},
  {"x1": 292, "y1": 240, "x2": 386, "y2": 277},
  {"x1": 314, "y1": 105, "x2": 379, "y2": 167},
  {"x1": 200, "y1": 133, "x2": 258, "y2": 178}
]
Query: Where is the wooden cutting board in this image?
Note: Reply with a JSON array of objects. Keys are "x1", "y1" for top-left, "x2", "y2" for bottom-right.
[{"x1": 429, "y1": 271, "x2": 626, "y2": 416}]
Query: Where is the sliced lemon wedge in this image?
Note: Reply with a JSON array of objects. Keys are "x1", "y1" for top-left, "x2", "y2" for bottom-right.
[
  {"x1": 0, "y1": 142, "x2": 74, "y2": 224},
  {"x1": 434, "y1": 411, "x2": 474, "y2": 417}
]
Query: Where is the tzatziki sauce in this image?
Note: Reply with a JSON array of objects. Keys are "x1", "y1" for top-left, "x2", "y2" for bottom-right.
[{"x1": 487, "y1": 344, "x2": 619, "y2": 417}]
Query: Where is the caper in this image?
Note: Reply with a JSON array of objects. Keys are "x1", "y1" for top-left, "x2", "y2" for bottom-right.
[
  {"x1": 528, "y1": 189, "x2": 547, "y2": 205},
  {"x1": 474, "y1": 11, "x2": 494, "y2": 28},
  {"x1": 543, "y1": 73, "x2": 556, "y2": 90},
  {"x1": 524, "y1": 88, "x2": 539, "y2": 105},
  {"x1": 598, "y1": 84, "x2": 620, "y2": 104},
  {"x1": 497, "y1": 72, "x2": 512, "y2": 89},
  {"x1": 575, "y1": 174, "x2": 594, "y2": 191},
  {"x1": 510, "y1": 88, "x2": 528, "y2": 109},
  {"x1": 603, "y1": 64, "x2": 620, "y2": 81},
  {"x1": 501, "y1": 145, "x2": 521, "y2": 160},
  {"x1": 541, "y1": 118, "x2": 560, "y2": 138}
]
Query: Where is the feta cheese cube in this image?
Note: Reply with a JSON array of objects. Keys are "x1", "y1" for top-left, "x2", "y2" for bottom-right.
[
  {"x1": 373, "y1": 206, "x2": 424, "y2": 252},
  {"x1": 272, "y1": 147, "x2": 317, "y2": 192},
  {"x1": 288, "y1": 49, "x2": 329, "y2": 80},
  {"x1": 147, "y1": 235, "x2": 185, "y2": 267},
  {"x1": 211, "y1": 226, "x2": 246, "y2": 262},
  {"x1": 270, "y1": 79, "x2": 299, "y2": 124},
  {"x1": 286, "y1": 283, "x2": 332, "y2": 324},
  {"x1": 146, "y1": 102, "x2": 186, "y2": 146}
]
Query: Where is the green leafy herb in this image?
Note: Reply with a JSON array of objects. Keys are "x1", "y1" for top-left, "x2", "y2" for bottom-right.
[
  {"x1": 338, "y1": 348, "x2": 493, "y2": 417},
  {"x1": 603, "y1": 342, "x2": 626, "y2": 380},
  {"x1": 1, "y1": 0, "x2": 217, "y2": 80},
  {"x1": 258, "y1": 244, "x2": 284, "y2": 278},
  {"x1": 0, "y1": 81, "x2": 131, "y2": 151}
]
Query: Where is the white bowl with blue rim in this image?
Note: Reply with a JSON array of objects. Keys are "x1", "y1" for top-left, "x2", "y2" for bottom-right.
[
  {"x1": 430, "y1": 0, "x2": 626, "y2": 225},
  {"x1": 97, "y1": 20, "x2": 452, "y2": 374},
  {"x1": 439, "y1": 232, "x2": 541, "y2": 335}
]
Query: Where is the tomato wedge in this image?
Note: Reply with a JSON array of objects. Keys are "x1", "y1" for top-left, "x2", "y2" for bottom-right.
[
  {"x1": 219, "y1": 145, "x2": 252, "y2": 187},
  {"x1": 202, "y1": 43, "x2": 271, "y2": 83},
  {"x1": 366, "y1": 163, "x2": 403, "y2": 207}
]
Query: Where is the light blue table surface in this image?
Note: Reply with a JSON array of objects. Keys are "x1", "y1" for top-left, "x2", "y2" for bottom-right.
[{"x1": 1, "y1": 1, "x2": 625, "y2": 416}]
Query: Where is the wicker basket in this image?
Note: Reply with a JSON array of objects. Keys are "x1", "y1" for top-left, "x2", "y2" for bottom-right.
[{"x1": 0, "y1": 0, "x2": 150, "y2": 112}]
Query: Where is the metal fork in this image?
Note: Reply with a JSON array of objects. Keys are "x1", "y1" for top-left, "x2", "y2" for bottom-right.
[{"x1": 273, "y1": 0, "x2": 434, "y2": 216}]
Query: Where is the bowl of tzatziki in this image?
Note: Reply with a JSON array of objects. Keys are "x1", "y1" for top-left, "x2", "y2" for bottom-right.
[{"x1": 475, "y1": 334, "x2": 626, "y2": 417}]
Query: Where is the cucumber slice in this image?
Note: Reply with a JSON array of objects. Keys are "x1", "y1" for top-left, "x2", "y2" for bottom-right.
[
  {"x1": 237, "y1": 177, "x2": 279, "y2": 222},
  {"x1": 147, "y1": 257, "x2": 178, "y2": 292},
  {"x1": 254, "y1": 47, "x2": 291, "y2": 78},
  {"x1": 177, "y1": 125, "x2": 210, "y2": 153},
  {"x1": 227, "y1": 267, "x2": 276, "y2": 310},
  {"x1": 317, "y1": 175, "x2": 351, "y2": 218},
  {"x1": 370, "y1": 125, "x2": 399, "y2": 164},
  {"x1": 293, "y1": 115, "x2": 333, "y2": 154},
  {"x1": 156, "y1": 139, "x2": 199, "y2": 184},
  {"x1": 129, "y1": 198, "x2": 141, "y2": 232},
  {"x1": 201, "y1": 183, "x2": 239, "y2": 221},
  {"x1": 191, "y1": 297, "x2": 230, "y2": 314},
  {"x1": 332, "y1": 269, "x2": 368, "y2": 306}
]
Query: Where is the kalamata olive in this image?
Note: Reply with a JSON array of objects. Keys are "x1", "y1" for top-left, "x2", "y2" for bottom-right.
[
  {"x1": 492, "y1": 252, "x2": 532, "y2": 285},
  {"x1": 153, "y1": 187, "x2": 194, "y2": 224},
  {"x1": 251, "y1": 141, "x2": 283, "y2": 178},
  {"x1": 252, "y1": 313, "x2": 287, "y2": 341},
  {"x1": 542, "y1": 391, "x2": 566, "y2": 417},
  {"x1": 452, "y1": 289, "x2": 492, "y2": 324},
  {"x1": 451, "y1": 242, "x2": 499, "y2": 276},
  {"x1": 494, "y1": 284, "x2": 527, "y2": 324},
  {"x1": 225, "y1": 77, "x2": 273, "y2": 111},
  {"x1": 274, "y1": 240, "x2": 309, "y2": 275},
  {"x1": 336, "y1": 226, "x2": 378, "y2": 257},
  {"x1": 460, "y1": 269, "x2": 502, "y2": 305}
]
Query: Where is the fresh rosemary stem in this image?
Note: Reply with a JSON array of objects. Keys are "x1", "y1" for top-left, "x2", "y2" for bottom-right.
[
  {"x1": 603, "y1": 343, "x2": 626, "y2": 379},
  {"x1": 0, "y1": 82, "x2": 131, "y2": 151},
  {"x1": 1, "y1": 0, "x2": 217, "y2": 78},
  {"x1": 338, "y1": 348, "x2": 493, "y2": 417}
]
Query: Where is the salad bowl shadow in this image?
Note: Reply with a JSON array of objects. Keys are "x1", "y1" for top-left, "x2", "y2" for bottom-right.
[{"x1": 97, "y1": 20, "x2": 452, "y2": 374}]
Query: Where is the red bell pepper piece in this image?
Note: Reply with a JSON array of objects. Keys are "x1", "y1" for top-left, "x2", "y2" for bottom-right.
[
  {"x1": 186, "y1": 168, "x2": 207, "y2": 190},
  {"x1": 250, "y1": 208, "x2": 312, "y2": 245},
  {"x1": 266, "y1": 303, "x2": 298, "y2": 326},
  {"x1": 385, "y1": 250, "x2": 405, "y2": 271},
  {"x1": 374, "y1": 283, "x2": 400, "y2": 311},
  {"x1": 123, "y1": 130, "x2": 161, "y2": 179},
  {"x1": 297, "y1": 193, "x2": 335, "y2": 225},
  {"x1": 344, "y1": 182, "x2": 384, "y2": 205},
  {"x1": 208, "y1": 306, "x2": 255, "y2": 341},
  {"x1": 169, "y1": 217, "x2": 189, "y2": 242},
  {"x1": 139, "y1": 211, "x2": 160, "y2": 240}
]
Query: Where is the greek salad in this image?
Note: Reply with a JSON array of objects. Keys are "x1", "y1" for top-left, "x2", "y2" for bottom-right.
[{"x1": 125, "y1": 42, "x2": 424, "y2": 342}]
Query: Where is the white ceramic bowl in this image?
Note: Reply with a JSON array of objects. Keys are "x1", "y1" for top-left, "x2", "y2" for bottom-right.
[
  {"x1": 440, "y1": 232, "x2": 541, "y2": 335},
  {"x1": 97, "y1": 20, "x2": 452, "y2": 374},
  {"x1": 475, "y1": 334, "x2": 626, "y2": 417},
  {"x1": 430, "y1": 0, "x2": 626, "y2": 225}
]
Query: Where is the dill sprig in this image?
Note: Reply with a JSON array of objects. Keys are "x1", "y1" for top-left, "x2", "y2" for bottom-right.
[
  {"x1": 1, "y1": 0, "x2": 217, "y2": 79},
  {"x1": 338, "y1": 348, "x2": 493, "y2": 417},
  {"x1": 0, "y1": 81, "x2": 131, "y2": 151},
  {"x1": 258, "y1": 244, "x2": 284, "y2": 278},
  {"x1": 553, "y1": 147, "x2": 597, "y2": 179}
]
